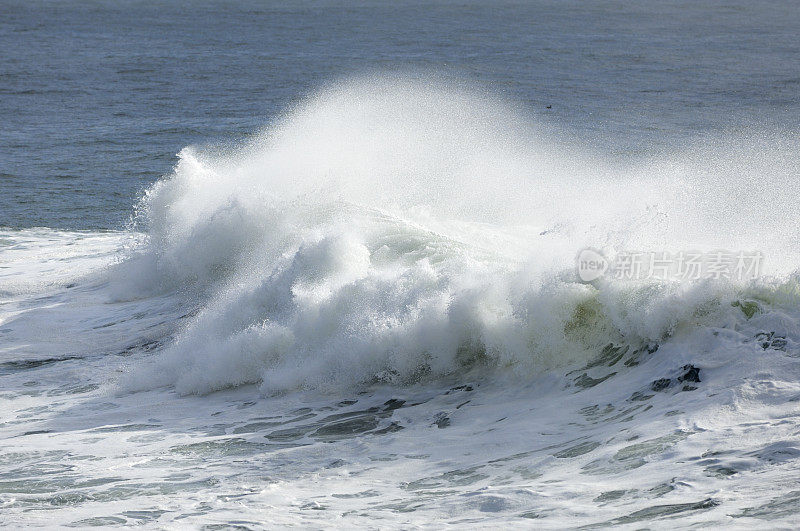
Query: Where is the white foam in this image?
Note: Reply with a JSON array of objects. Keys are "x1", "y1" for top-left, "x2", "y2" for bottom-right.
[
  {"x1": 108, "y1": 75, "x2": 800, "y2": 395},
  {"x1": 2, "y1": 74, "x2": 800, "y2": 529}
]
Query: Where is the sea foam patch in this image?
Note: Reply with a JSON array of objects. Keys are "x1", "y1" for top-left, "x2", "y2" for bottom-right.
[{"x1": 108, "y1": 76, "x2": 800, "y2": 395}]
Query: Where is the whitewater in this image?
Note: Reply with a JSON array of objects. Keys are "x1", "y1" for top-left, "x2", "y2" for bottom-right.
[{"x1": 2, "y1": 77, "x2": 800, "y2": 528}]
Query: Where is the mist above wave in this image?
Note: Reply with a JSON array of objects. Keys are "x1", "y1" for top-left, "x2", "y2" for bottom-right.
[{"x1": 113, "y1": 74, "x2": 800, "y2": 394}]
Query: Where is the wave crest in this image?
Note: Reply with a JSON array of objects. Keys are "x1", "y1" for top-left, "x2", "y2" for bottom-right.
[{"x1": 115, "y1": 75, "x2": 800, "y2": 394}]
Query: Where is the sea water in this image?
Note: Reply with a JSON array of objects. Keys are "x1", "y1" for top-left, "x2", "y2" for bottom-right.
[{"x1": 2, "y1": 1, "x2": 800, "y2": 527}]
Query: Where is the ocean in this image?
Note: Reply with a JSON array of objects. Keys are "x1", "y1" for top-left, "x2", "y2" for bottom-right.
[{"x1": 2, "y1": 0, "x2": 800, "y2": 527}]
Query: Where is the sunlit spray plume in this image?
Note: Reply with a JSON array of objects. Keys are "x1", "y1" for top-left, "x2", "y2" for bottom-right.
[{"x1": 112, "y1": 74, "x2": 800, "y2": 394}]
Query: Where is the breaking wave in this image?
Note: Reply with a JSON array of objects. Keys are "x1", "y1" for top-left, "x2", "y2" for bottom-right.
[{"x1": 114, "y1": 75, "x2": 800, "y2": 395}]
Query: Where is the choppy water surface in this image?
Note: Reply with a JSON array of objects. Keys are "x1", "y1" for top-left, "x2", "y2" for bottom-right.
[{"x1": 2, "y1": 0, "x2": 800, "y2": 528}]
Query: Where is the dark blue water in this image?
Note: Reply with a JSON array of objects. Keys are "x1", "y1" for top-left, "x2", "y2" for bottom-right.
[{"x1": 2, "y1": 0, "x2": 799, "y2": 230}]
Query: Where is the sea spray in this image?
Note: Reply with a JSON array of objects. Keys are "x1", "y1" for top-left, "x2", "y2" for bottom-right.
[{"x1": 114, "y1": 75, "x2": 800, "y2": 394}]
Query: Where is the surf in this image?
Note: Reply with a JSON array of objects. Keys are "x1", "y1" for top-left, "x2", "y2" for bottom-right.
[{"x1": 104, "y1": 74, "x2": 800, "y2": 395}]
